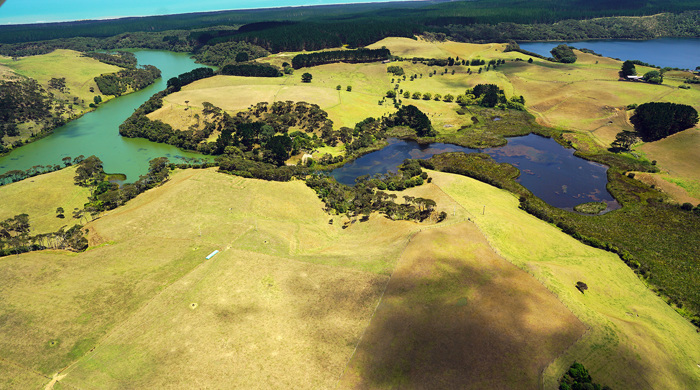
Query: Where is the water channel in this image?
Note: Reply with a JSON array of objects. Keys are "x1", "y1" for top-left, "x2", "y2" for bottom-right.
[{"x1": 0, "y1": 50, "x2": 212, "y2": 181}]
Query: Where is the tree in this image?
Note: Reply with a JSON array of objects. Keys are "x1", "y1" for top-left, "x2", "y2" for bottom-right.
[
  {"x1": 346, "y1": 86, "x2": 352, "y2": 92},
  {"x1": 643, "y1": 70, "x2": 663, "y2": 84},
  {"x1": 576, "y1": 281, "x2": 588, "y2": 293},
  {"x1": 550, "y1": 44, "x2": 577, "y2": 63},
  {"x1": 56, "y1": 207, "x2": 65, "y2": 219},
  {"x1": 610, "y1": 131, "x2": 638, "y2": 151},
  {"x1": 422, "y1": 92, "x2": 432, "y2": 100},
  {"x1": 386, "y1": 90, "x2": 396, "y2": 98},
  {"x1": 336, "y1": 85, "x2": 341, "y2": 90},
  {"x1": 528, "y1": 58, "x2": 533, "y2": 63},
  {"x1": 630, "y1": 102, "x2": 699, "y2": 141},
  {"x1": 235, "y1": 52, "x2": 249, "y2": 62},
  {"x1": 301, "y1": 73, "x2": 312, "y2": 83},
  {"x1": 620, "y1": 60, "x2": 637, "y2": 77},
  {"x1": 443, "y1": 94, "x2": 454, "y2": 102}
]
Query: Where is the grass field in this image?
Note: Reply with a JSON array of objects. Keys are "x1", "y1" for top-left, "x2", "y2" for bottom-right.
[
  {"x1": 0, "y1": 167, "x2": 604, "y2": 389},
  {"x1": 0, "y1": 166, "x2": 89, "y2": 234},
  {"x1": 339, "y1": 222, "x2": 584, "y2": 388},
  {"x1": 0, "y1": 49, "x2": 120, "y2": 108},
  {"x1": 0, "y1": 169, "x2": 420, "y2": 388},
  {"x1": 430, "y1": 170, "x2": 700, "y2": 389}
]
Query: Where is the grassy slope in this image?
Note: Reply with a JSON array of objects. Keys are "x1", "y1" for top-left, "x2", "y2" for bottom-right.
[
  {"x1": 0, "y1": 166, "x2": 89, "y2": 234},
  {"x1": 0, "y1": 49, "x2": 119, "y2": 106},
  {"x1": 0, "y1": 168, "x2": 594, "y2": 389},
  {"x1": 0, "y1": 49, "x2": 122, "y2": 145},
  {"x1": 339, "y1": 221, "x2": 585, "y2": 389},
  {"x1": 430, "y1": 170, "x2": 700, "y2": 390},
  {"x1": 0, "y1": 169, "x2": 420, "y2": 387}
]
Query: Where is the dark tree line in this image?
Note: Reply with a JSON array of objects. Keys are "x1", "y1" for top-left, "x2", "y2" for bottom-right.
[
  {"x1": 291, "y1": 48, "x2": 391, "y2": 69},
  {"x1": 630, "y1": 102, "x2": 699, "y2": 142},
  {"x1": 219, "y1": 63, "x2": 282, "y2": 77},
  {"x1": 83, "y1": 51, "x2": 137, "y2": 68},
  {"x1": 94, "y1": 65, "x2": 161, "y2": 96},
  {"x1": 166, "y1": 67, "x2": 215, "y2": 92},
  {"x1": 192, "y1": 41, "x2": 270, "y2": 67}
]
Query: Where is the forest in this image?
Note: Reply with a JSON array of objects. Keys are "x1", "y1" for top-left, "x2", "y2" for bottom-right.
[
  {"x1": 94, "y1": 65, "x2": 162, "y2": 96},
  {"x1": 291, "y1": 48, "x2": 391, "y2": 69},
  {"x1": 1, "y1": 1, "x2": 699, "y2": 58}
]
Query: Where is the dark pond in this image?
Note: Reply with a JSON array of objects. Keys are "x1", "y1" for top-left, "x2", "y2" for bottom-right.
[{"x1": 331, "y1": 134, "x2": 620, "y2": 211}]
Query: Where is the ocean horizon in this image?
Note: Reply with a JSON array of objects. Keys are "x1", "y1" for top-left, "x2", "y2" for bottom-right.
[{"x1": 0, "y1": 0, "x2": 419, "y2": 25}]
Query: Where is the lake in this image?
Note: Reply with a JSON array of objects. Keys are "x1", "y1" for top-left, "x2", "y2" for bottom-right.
[
  {"x1": 519, "y1": 38, "x2": 700, "y2": 70},
  {"x1": 0, "y1": 50, "x2": 211, "y2": 181},
  {"x1": 332, "y1": 135, "x2": 619, "y2": 211}
]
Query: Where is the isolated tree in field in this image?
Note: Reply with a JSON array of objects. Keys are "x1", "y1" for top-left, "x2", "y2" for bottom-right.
[
  {"x1": 630, "y1": 102, "x2": 699, "y2": 141},
  {"x1": 575, "y1": 281, "x2": 588, "y2": 294},
  {"x1": 611, "y1": 131, "x2": 639, "y2": 151},
  {"x1": 346, "y1": 86, "x2": 352, "y2": 92},
  {"x1": 403, "y1": 91, "x2": 410, "y2": 98},
  {"x1": 301, "y1": 73, "x2": 312, "y2": 83},
  {"x1": 643, "y1": 70, "x2": 663, "y2": 84},
  {"x1": 55, "y1": 207, "x2": 65, "y2": 219},
  {"x1": 336, "y1": 85, "x2": 341, "y2": 90},
  {"x1": 527, "y1": 58, "x2": 533, "y2": 63},
  {"x1": 386, "y1": 90, "x2": 396, "y2": 98},
  {"x1": 620, "y1": 60, "x2": 637, "y2": 77},
  {"x1": 443, "y1": 94, "x2": 454, "y2": 102}
]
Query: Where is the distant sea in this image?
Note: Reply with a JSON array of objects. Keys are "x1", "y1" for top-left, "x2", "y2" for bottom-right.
[{"x1": 0, "y1": 0, "x2": 410, "y2": 25}]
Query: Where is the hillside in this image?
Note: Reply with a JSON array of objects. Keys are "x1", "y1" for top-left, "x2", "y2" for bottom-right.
[{"x1": 0, "y1": 167, "x2": 697, "y2": 388}]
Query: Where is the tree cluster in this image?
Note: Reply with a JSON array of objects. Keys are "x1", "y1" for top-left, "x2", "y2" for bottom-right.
[
  {"x1": 0, "y1": 213, "x2": 87, "y2": 257},
  {"x1": 77, "y1": 156, "x2": 173, "y2": 212},
  {"x1": 291, "y1": 48, "x2": 391, "y2": 69},
  {"x1": 630, "y1": 102, "x2": 698, "y2": 142},
  {"x1": 0, "y1": 78, "x2": 63, "y2": 148},
  {"x1": 387, "y1": 105, "x2": 435, "y2": 137},
  {"x1": 166, "y1": 67, "x2": 215, "y2": 92},
  {"x1": 550, "y1": 44, "x2": 577, "y2": 63},
  {"x1": 559, "y1": 362, "x2": 611, "y2": 390},
  {"x1": 306, "y1": 160, "x2": 435, "y2": 222},
  {"x1": 386, "y1": 65, "x2": 405, "y2": 76},
  {"x1": 94, "y1": 65, "x2": 161, "y2": 96},
  {"x1": 83, "y1": 51, "x2": 137, "y2": 68},
  {"x1": 192, "y1": 41, "x2": 270, "y2": 67},
  {"x1": 219, "y1": 63, "x2": 282, "y2": 77}
]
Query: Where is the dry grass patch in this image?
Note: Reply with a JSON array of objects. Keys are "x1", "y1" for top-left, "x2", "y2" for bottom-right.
[
  {"x1": 340, "y1": 222, "x2": 585, "y2": 389},
  {"x1": 64, "y1": 248, "x2": 386, "y2": 389},
  {"x1": 431, "y1": 170, "x2": 700, "y2": 390},
  {"x1": 0, "y1": 169, "x2": 425, "y2": 387},
  {"x1": 638, "y1": 129, "x2": 700, "y2": 182},
  {"x1": 0, "y1": 166, "x2": 89, "y2": 234}
]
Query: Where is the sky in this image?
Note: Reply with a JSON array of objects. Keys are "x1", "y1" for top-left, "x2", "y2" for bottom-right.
[{"x1": 0, "y1": 0, "x2": 399, "y2": 25}]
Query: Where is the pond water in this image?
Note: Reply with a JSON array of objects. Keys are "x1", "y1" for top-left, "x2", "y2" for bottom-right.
[
  {"x1": 0, "y1": 50, "x2": 212, "y2": 181},
  {"x1": 519, "y1": 38, "x2": 700, "y2": 70},
  {"x1": 331, "y1": 135, "x2": 620, "y2": 211}
]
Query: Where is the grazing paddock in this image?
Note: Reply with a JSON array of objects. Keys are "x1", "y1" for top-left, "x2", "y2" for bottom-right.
[
  {"x1": 431, "y1": 170, "x2": 700, "y2": 390},
  {"x1": 339, "y1": 222, "x2": 585, "y2": 389},
  {"x1": 0, "y1": 49, "x2": 120, "y2": 106},
  {"x1": 0, "y1": 166, "x2": 89, "y2": 234},
  {"x1": 638, "y1": 128, "x2": 700, "y2": 183}
]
